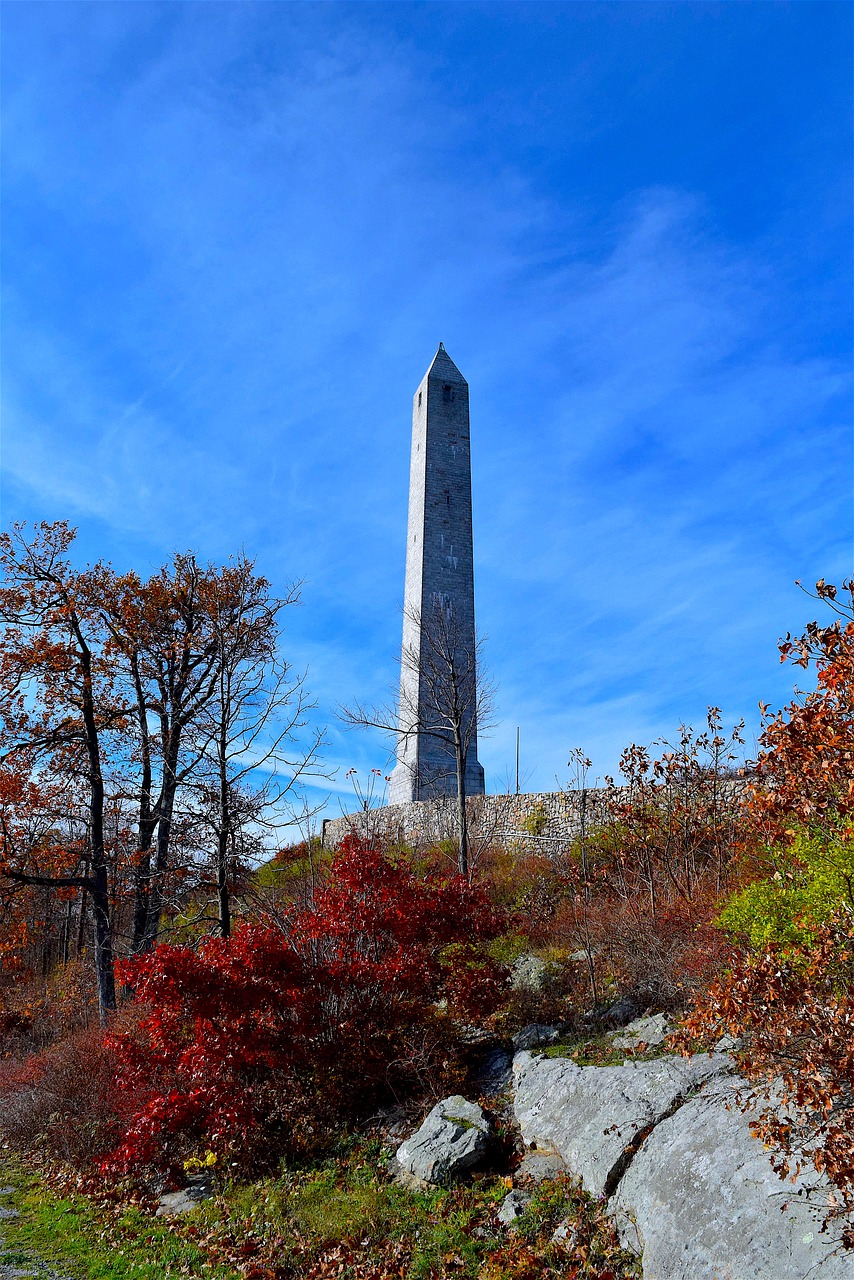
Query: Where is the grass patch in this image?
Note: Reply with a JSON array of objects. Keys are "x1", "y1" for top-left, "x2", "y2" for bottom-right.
[
  {"x1": 0, "y1": 1157, "x2": 240, "y2": 1280},
  {"x1": 188, "y1": 1142, "x2": 640, "y2": 1277},
  {"x1": 1, "y1": 1142, "x2": 641, "y2": 1279},
  {"x1": 540, "y1": 1028, "x2": 670, "y2": 1067}
]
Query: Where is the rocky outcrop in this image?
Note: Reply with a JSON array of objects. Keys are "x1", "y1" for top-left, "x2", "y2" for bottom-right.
[
  {"x1": 513, "y1": 1049, "x2": 729, "y2": 1197},
  {"x1": 611, "y1": 1012, "x2": 671, "y2": 1051},
  {"x1": 612, "y1": 1073, "x2": 849, "y2": 1280},
  {"x1": 511, "y1": 1023, "x2": 561, "y2": 1052},
  {"x1": 512, "y1": 1049, "x2": 851, "y2": 1279},
  {"x1": 395, "y1": 1096, "x2": 490, "y2": 1187},
  {"x1": 474, "y1": 1047, "x2": 513, "y2": 1095},
  {"x1": 515, "y1": 1148, "x2": 566, "y2": 1184}
]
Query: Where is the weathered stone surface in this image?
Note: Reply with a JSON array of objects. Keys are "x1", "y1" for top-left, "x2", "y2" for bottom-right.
[
  {"x1": 395, "y1": 1096, "x2": 489, "y2": 1187},
  {"x1": 512, "y1": 1050, "x2": 853, "y2": 1278},
  {"x1": 497, "y1": 1189, "x2": 530, "y2": 1226},
  {"x1": 512, "y1": 1049, "x2": 729, "y2": 1197},
  {"x1": 510, "y1": 954, "x2": 550, "y2": 993},
  {"x1": 611, "y1": 1012, "x2": 670, "y2": 1050},
  {"x1": 552, "y1": 1216, "x2": 577, "y2": 1247},
  {"x1": 598, "y1": 994, "x2": 644, "y2": 1028},
  {"x1": 611, "y1": 1077, "x2": 851, "y2": 1279},
  {"x1": 323, "y1": 782, "x2": 747, "y2": 855},
  {"x1": 155, "y1": 1175, "x2": 213, "y2": 1217},
  {"x1": 515, "y1": 1148, "x2": 566, "y2": 1184},
  {"x1": 0, "y1": 1207, "x2": 20, "y2": 1220},
  {"x1": 512, "y1": 1024, "x2": 560, "y2": 1052},
  {"x1": 322, "y1": 790, "x2": 617, "y2": 854}
]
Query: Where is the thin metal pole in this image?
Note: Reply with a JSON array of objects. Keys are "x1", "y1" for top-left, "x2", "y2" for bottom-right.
[{"x1": 515, "y1": 726, "x2": 520, "y2": 794}]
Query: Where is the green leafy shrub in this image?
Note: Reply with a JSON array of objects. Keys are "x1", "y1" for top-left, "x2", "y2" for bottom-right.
[{"x1": 718, "y1": 822, "x2": 854, "y2": 953}]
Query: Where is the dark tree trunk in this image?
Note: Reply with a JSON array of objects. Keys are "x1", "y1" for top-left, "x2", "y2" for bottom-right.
[
  {"x1": 76, "y1": 885, "x2": 88, "y2": 956},
  {"x1": 77, "y1": 641, "x2": 116, "y2": 1020},
  {"x1": 130, "y1": 654, "x2": 158, "y2": 953},
  {"x1": 131, "y1": 846, "x2": 151, "y2": 953},
  {"x1": 90, "y1": 857, "x2": 115, "y2": 1020},
  {"x1": 455, "y1": 735, "x2": 468, "y2": 880},
  {"x1": 140, "y1": 802, "x2": 172, "y2": 952},
  {"x1": 139, "y1": 729, "x2": 182, "y2": 952},
  {"x1": 217, "y1": 828, "x2": 231, "y2": 939},
  {"x1": 62, "y1": 896, "x2": 72, "y2": 966},
  {"x1": 217, "y1": 715, "x2": 231, "y2": 937}
]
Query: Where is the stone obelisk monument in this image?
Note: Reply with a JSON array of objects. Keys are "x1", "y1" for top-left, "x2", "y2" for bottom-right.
[{"x1": 389, "y1": 345, "x2": 486, "y2": 803}]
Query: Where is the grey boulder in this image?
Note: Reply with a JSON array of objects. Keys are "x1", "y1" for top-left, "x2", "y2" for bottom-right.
[
  {"x1": 611, "y1": 1075, "x2": 852, "y2": 1280},
  {"x1": 612, "y1": 1012, "x2": 671, "y2": 1051},
  {"x1": 510, "y1": 953, "x2": 550, "y2": 993},
  {"x1": 512, "y1": 1049, "x2": 852, "y2": 1279},
  {"x1": 513, "y1": 1048, "x2": 728, "y2": 1197},
  {"x1": 511, "y1": 1023, "x2": 560, "y2": 1052},
  {"x1": 497, "y1": 1188, "x2": 531, "y2": 1226},
  {"x1": 474, "y1": 1046, "x2": 513, "y2": 1096},
  {"x1": 598, "y1": 994, "x2": 643, "y2": 1028},
  {"x1": 515, "y1": 1147, "x2": 567, "y2": 1184},
  {"x1": 155, "y1": 1175, "x2": 213, "y2": 1217},
  {"x1": 395, "y1": 1095, "x2": 490, "y2": 1187}
]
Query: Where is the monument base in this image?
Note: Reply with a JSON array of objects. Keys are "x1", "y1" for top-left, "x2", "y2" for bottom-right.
[{"x1": 389, "y1": 758, "x2": 485, "y2": 805}]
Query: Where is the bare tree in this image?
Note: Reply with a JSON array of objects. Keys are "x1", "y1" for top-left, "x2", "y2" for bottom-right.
[
  {"x1": 188, "y1": 565, "x2": 325, "y2": 937},
  {"x1": 343, "y1": 600, "x2": 495, "y2": 878}
]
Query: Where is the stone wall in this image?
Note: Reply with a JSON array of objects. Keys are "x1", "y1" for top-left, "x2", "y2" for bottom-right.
[{"x1": 321, "y1": 789, "x2": 614, "y2": 855}]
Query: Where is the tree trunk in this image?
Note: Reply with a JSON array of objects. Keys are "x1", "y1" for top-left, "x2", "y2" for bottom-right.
[
  {"x1": 131, "y1": 846, "x2": 152, "y2": 953},
  {"x1": 70, "y1": 615, "x2": 117, "y2": 1021},
  {"x1": 139, "y1": 731, "x2": 182, "y2": 951},
  {"x1": 140, "y1": 800, "x2": 172, "y2": 952},
  {"x1": 130, "y1": 656, "x2": 159, "y2": 953},
  {"x1": 76, "y1": 886, "x2": 88, "y2": 955},
  {"x1": 217, "y1": 685, "x2": 231, "y2": 938},
  {"x1": 217, "y1": 827, "x2": 231, "y2": 938},
  {"x1": 62, "y1": 896, "x2": 72, "y2": 966},
  {"x1": 455, "y1": 736, "x2": 468, "y2": 879},
  {"x1": 91, "y1": 858, "x2": 116, "y2": 1021},
  {"x1": 81, "y1": 685, "x2": 116, "y2": 1018}
]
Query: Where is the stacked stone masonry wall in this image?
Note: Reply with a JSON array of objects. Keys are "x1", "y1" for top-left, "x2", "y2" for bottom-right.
[
  {"x1": 322, "y1": 779, "x2": 748, "y2": 854},
  {"x1": 321, "y1": 790, "x2": 616, "y2": 855}
]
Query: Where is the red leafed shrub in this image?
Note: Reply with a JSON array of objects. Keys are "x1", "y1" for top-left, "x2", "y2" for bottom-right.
[
  {"x1": 0, "y1": 1025, "x2": 143, "y2": 1168},
  {"x1": 104, "y1": 837, "x2": 506, "y2": 1176}
]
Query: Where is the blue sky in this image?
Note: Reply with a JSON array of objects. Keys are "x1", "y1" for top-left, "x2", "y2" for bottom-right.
[{"x1": 2, "y1": 1, "x2": 852, "y2": 830}]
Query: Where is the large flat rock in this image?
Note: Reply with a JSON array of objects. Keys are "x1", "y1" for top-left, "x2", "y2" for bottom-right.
[
  {"x1": 512, "y1": 1050, "x2": 851, "y2": 1279},
  {"x1": 512, "y1": 1049, "x2": 728, "y2": 1197},
  {"x1": 612, "y1": 1076, "x2": 851, "y2": 1280}
]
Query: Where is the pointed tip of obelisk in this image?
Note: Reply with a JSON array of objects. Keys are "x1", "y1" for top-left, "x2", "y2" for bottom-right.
[{"x1": 426, "y1": 341, "x2": 466, "y2": 385}]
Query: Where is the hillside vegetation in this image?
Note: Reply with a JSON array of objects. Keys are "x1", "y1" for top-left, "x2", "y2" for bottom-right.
[{"x1": 1, "y1": 523, "x2": 852, "y2": 1277}]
